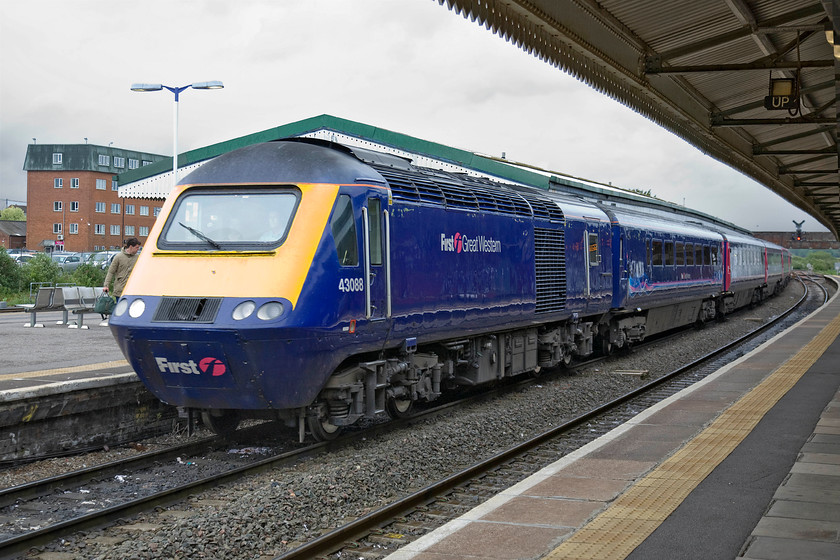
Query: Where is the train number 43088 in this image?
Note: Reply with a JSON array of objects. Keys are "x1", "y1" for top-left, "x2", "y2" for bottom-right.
[{"x1": 338, "y1": 278, "x2": 365, "y2": 292}]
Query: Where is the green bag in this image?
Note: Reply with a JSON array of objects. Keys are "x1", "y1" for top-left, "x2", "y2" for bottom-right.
[{"x1": 94, "y1": 292, "x2": 116, "y2": 315}]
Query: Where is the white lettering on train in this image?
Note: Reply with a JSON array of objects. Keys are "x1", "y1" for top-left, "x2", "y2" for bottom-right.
[
  {"x1": 155, "y1": 357, "x2": 201, "y2": 375},
  {"x1": 440, "y1": 232, "x2": 501, "y2": 254}
]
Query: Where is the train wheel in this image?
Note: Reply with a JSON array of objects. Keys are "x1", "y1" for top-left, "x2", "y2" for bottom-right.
[
  {"x1": 385, "y1": 396, "x2": 413, "y2": 419},
  {"x1": 307, "y1": 414, "x2": 341, "y2": 442},
  {"x1": 201, "y1": 409, "x2": 240, "y2": 436}
]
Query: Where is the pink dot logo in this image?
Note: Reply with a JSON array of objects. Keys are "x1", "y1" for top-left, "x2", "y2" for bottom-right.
[
  {"x1": 454, "y1": 232, "x2": 463, "y2": 253},
  {"x1": 199, "y1": 357, "x2": 226, "y2": 376}
]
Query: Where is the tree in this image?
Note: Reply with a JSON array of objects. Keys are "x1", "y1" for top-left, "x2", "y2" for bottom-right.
[{"x1": 0, "y1": 206, "x2": 26, "y2": 221}]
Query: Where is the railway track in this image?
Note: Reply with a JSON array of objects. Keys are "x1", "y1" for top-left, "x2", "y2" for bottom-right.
[
  {"x1": 0, "y1": 274, "x2": 831, "y2": 559},
  {"x1": 273, "y1": 273, "x2": 832, "y2": 560}
]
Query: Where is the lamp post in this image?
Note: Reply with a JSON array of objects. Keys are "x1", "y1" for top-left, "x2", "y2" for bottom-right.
[{"x1": 130, "y1": 81, "x2": 224, "y2": 185}]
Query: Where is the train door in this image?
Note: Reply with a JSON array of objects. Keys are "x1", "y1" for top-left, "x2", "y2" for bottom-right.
[
  {"x1": 362, "y1": 193, "x2": 391, "y2": 322},
  {"x1": 583, "y1": 221, "x2": 611, "y2": 311},
  {"x1": 722, "y1": 238, "x2": 732, "y2": 292}
]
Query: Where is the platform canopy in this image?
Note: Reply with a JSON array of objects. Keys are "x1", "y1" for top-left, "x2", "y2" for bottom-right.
[{"x1": 436, "y1": 0, "x2": 839, "y2": 238}]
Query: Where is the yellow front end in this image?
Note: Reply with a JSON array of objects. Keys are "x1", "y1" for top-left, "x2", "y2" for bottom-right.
[{"x1": 123, "y1": 183, "x2": 339, "y2": 306}]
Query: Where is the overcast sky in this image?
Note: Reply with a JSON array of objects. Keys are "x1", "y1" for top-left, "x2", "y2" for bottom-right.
[{"x1": 0, "y1": 0, "x2": 826, "y2": 233}]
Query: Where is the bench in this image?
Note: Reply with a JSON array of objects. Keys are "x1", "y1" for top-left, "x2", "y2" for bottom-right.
[
  {"x1": 67, "y1": 287, "x2": 105, "y2": 329},
  {"x1": 20, "y1": 287, "x2": 65, "y2": 328}
]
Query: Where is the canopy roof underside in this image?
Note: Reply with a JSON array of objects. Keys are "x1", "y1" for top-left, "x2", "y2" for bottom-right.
[{"x1": 439, "y1": 0, "x2": 838, "y2": 238}]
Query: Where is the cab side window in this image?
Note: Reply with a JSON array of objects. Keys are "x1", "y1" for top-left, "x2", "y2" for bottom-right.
[
  {"x1": 368, "y1": 198, "x2": 383, "y2": 266},
  {"x1": 330, "y1": 195, "x2": 358, "y2": 266}
]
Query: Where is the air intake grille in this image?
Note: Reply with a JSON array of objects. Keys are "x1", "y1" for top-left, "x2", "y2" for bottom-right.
[
  {"x1": 152, "y1": 297, "x2": 223, "y2": 323},
  {"x1": 375, "y1": 166, "x2": 556, "y2": 219},
  {"x1": 534, "y1": 227, "x2": 566, "y2": 313}
]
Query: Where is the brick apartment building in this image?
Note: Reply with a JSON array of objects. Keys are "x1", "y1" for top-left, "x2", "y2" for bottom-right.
[{"x1": 23, "y1": 144, "x2": 167, "y2": 253}]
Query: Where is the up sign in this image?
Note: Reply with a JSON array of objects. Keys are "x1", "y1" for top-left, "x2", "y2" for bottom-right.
[
  {"x1": 763, "y1": 95, "x2": 799, "y2": 110},
  {"x1": 763, "y1": 78, "x2": 799, "y2": 111}
]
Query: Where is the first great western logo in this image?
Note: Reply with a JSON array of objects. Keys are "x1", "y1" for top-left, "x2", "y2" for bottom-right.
[
  {"x1": 155, "y1": 356, "x2": 227, "y2": 376},
  {"x1": 440, "y1": 232, "x2": 502, "y2": 253}
]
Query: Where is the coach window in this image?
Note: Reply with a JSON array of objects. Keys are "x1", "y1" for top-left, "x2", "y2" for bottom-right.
[
  {"x1": 685, "y1": 243, "x2": 694, "y2": 265},
  {"x1": 651, "y1": 240, "x2": 663, "y2": 266},
  {"x1": 368, "y1": 198, "x2": 383, "y2": 266},
  {"x1": 664, "y1": 242, "x2": 675, "y2": 266},
  {"x1": 710, "y1": 246, "x2": 719, "y2": 266},
  {"x1": 676, "y1": 242, "x2": 685, "y2": 266},
  {"x1": 588, "y1": 233, "x2": 599, "y2": 266},
  {"x1": 330, "y1": 195, "x2": 358, "y2": 266}
]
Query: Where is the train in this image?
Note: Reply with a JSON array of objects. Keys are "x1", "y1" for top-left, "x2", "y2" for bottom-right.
[{"x1": 108, "y1": 138, "x2": 792, "y2": 440}]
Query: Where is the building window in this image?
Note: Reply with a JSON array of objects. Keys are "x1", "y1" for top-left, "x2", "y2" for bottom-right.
[
  {"x1": 98, "y1": 154, "x2": 110, "y2": 166},
  {"x1": 52, "y1": 153, "x2": 63, "y2": 164},
  {"x1": 96, "y1": 179, "x2": 106, "y2": 190},
  {"x1": 69, "y1": 223, "x2": 79, "y2": 234},
  {"x1": 54, "y1": 178, "x2": 63, "y2": 188},
  {"x1": 124, "y1": 225, "x2": 135, "y2": 236},
  {"x1": 111, "y1": 203, "x2": 121, "y2": 214},
  {"x1": 70, "y1": 178, "x2": 80, "y2": 188},
  {"x1": 113, "y1": 156, "x2": 125, "y2": 168},
  {"x1": 95, "y1": 224, "x2": 105, "y2": 235},
  {"x1": 110, "y1": 224, "x2": 121, "y2": 235},
  {"x1": 70, "y1": 201, "x2": 79, "y2": 212},
  {"x1": 154, "y1": 207, "x2": 162, "y2": 217},
  {"x1": 128, "y1": 159, "x2": 139, "y2": 169},
  {"x1": 53, "y1": 201, "x2": 63, "y2": 212},
  {"x1": 53, "y1": 223, "x2": 62, "y2": 234},
  {"x1": 125, "y1": 204, "x2": 135, "y2": 215},
  {"x1": 139, "y1": 226, "x2": 149, "y2": 237},
  {"x1": 112, "y1": 180, "x2": 119, "y2": 191},
  {"x1": 96, "y1": 202, "x2": 106, "y2": 213},
  {"x1": 140, "y1": 206, "x2": 149, "y2": 216}
]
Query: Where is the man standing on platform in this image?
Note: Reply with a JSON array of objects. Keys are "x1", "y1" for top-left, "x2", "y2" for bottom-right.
[{"x1": 102, "y1": 237, "x2": 141, "y2": 324}]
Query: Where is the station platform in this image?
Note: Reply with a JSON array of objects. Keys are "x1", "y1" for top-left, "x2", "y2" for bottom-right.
[
  {"x1": 0, "y1": 309, "x2": 133, "y2": 395},
  {"x1": 0, "y1": 310, "x2": 173, "y2": 462},
  {"x1": 385, "y1": 284, "x2": 840, "y2": 560}
]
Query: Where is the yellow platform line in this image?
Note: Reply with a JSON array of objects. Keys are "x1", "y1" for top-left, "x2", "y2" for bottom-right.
[
  {"x1": 545, "y1": 311, "x2": 840, "y2": 560},
  {"x1": 0, "y1": 360, "x2": 130, "y2": 382}
]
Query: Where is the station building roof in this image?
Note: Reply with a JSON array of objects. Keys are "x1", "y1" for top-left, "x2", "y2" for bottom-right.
[{"x1": 117, "y1": 113, "x2": 754, "y2": 236}]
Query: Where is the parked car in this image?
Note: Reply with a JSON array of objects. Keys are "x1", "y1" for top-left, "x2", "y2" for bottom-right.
[
  {"x1": 87, "y1": 251, "x2": 120, "y2": 270},
  {"x1": 12, "y1": 252, "x2": 37, "y2": 265},
  {"x1": 6, "y1": 248, "x2": 30, "y2": 256},
  {"x1": 51, "y1": 252, "x2": 84, "y2": 272}
]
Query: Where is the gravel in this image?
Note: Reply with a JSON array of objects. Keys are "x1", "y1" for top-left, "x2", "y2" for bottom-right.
[{"x1": 9, "y1": 280, "x2": 814, "y2": 559}]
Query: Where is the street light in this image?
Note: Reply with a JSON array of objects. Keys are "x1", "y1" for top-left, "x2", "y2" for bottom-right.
[{"x1": 130, "y1": 81, "x2": 224, "y2": 185}]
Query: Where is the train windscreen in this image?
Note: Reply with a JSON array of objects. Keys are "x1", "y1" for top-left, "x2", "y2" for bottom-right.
[{"x1": 159, "y1": 189, "x2": 299, "y2": 249}]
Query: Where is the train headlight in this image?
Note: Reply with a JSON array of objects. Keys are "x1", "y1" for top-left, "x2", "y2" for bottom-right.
[
  {"x1": 232, "y1": 300, "x2": 256, "y2": 320},
  {"x1": 113, "y1": 299, "x2": 129, "y2": 316},
  {"x1": 128, "y1": 299, "x2": 146, "y2": 318},
  {"x1": 257, "y1": 301, "x2": 284, "y2": 320}
]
